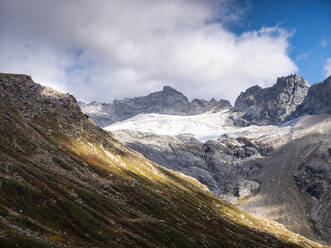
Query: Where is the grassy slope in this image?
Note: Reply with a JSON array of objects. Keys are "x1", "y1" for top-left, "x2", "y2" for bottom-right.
[{"x1": 0, "y1": 73, "x2": 327, "y2": 248}]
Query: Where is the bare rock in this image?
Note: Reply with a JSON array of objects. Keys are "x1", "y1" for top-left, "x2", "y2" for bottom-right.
[{"x1": 234, "y1": 74, "x2": 310, "y2": 125}]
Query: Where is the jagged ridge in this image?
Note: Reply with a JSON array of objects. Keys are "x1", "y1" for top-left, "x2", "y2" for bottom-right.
[
  {"x1": 79, "y1": 85, "x2": 231, "y2": 127},
  {"x1": 233, "y1": 74, "x2": 310, "y2": 125}
]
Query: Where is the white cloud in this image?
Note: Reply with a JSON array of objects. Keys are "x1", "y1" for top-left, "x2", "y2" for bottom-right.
[
  {"x1": 0, "y1": 39, "x2": 70, "y2": 92},
  {"x1": 0, "y1": 0, "x2": 297, "y2": 103},
  {"x1": 323, "y1": 58, "x2": 331, "y2": 77}
]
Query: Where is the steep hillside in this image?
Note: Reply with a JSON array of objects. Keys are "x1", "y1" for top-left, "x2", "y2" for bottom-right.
[
  {"x1": 0, "y1": 73, "x2": 326, "y2": 248},
  {"x1": 79, "y1": 86, "x2": 231, "y2": 127}
]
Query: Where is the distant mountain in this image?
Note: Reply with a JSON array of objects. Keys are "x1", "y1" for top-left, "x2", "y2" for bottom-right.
[
  {"x1": 105, "y1": 75, "x2": 331, "y2": 245},
  {"x1": 81, "y1": 74, "x2": 312, "y2": 128},
  {"x1": 234, "y1": 74, "x2": 310, "y2": 125},
  {"x1": 1, "y1": 73, "x2": 324, "y2": 248},
  {"x1": 79, "y1": 86, "x2": 231, "y2": 127}
]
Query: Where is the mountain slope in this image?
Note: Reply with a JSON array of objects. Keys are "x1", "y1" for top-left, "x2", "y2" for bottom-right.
[
  {"x1": 110, "y1": 115, "x2": 331, "y2": 245},
  {"x1": 0, "y1": 73, "x2": 326, "y2": 248},
  {"x1": 79, "y1": 86, "x2": 231, "y2": 127}
]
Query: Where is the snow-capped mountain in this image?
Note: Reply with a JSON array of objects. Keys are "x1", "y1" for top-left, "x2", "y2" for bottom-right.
[
  {"x1": 79, "y1": 85, "x2": 231, "y2": 127},
  {"x1": 101, "y1": 74, "x2": 331, "y2": 245},
  {"x1": 104, "y1": 109, "x2": 293, "y2": 142},
  {"x1": 105, "y1": 109, "x2": 234, "y2": 142}
]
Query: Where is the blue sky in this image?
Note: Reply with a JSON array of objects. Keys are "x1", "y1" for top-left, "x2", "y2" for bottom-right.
[
  {"x1": 230, "y1": 0, "x2": 331, "y2": 84},
  {"x1": 0, "y1": 0, "x2": 330, "y2": 102}
]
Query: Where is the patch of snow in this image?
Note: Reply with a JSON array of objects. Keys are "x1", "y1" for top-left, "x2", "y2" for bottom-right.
[
  {"x1": 105, "y1": 110, "x2": 231, "y2": 142},
  {"x1": 104, "y1": 110, "x2": 294, "y2": 142}
]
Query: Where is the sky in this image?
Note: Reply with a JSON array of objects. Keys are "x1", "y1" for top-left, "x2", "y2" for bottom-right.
[
  {"x1": 0, "y1": 0, "x2": 330, "y2": 103},
  {"x1": 231, "y1": 0, "x2": 331, "y2": 85}
]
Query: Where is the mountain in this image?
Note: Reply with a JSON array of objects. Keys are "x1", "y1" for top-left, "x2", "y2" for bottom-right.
[
  {"x1": 81, "y1": 74, "x2": 311, "y2": 128},
  {"x1": 79, "y1": 86, "x2": 231, "y2": 127},
  {"x1": 1, "y1": 73, "x2": 325, "y2": 248},
  {"x1": 110, "y1": 124, "x2": 288, "y2": 199},
  {"x1": 110, "y1": 115, "x2": 331, "y2": 245},
  {"x1": 105, "y1": 75, "x2": 331, "y2": 245},
  {"x1": 234, "y1": 74, "x2": 310, "y2": 125},
  {"x1": 290, "y1": 75, "x2": 331, "y2": 118}
]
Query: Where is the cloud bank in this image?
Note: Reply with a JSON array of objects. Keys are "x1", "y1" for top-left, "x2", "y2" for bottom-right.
[{"x1": 0, "y1": 0, "x2": 297, "y2": 102}]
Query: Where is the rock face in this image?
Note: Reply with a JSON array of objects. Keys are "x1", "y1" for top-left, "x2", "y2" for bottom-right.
[
  {"x1": 79, "y1": 86, "x2": 231, "y2": 127},
  {"x1": 234, "y1": 74, "x2": 310, "y2": 125},
  {"x1": 113, "y1": 130, "x2": 275, "y2": 201},
  {"x1": 290, "y1": 75, "x2": 331, "y2": 118},
  {"x1": 2, "y1": 73, "x2": 322, "y2": 248}
]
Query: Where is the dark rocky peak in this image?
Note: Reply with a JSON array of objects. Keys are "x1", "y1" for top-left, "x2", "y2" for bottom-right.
[
  {"x1": 290, "y1": 75, "x2": 331, "y2": 118},
  {"x1": 0, "y1": 73, "x2": 77, "y2": 107},
  {"x1": 0, "y1": 73, "x2": 89, "y2": 136},
  {"x1": 233, "y1": 74, "x2": 310, "y2": 125},
  {"x1": 162, "y1": 85, "x2": 180, "y2": 93},
  {"x1": 274, "y1": 74, "x2": 309, "y2": 88},
  {"x1": 146, "y1": 85, "x2": 189, "y2": 103},
  {"x1": 245, "y1": 85, "x2": 262, "y2": 94}
]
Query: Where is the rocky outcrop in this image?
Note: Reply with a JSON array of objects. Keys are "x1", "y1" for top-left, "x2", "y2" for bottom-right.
[
  {"x1": 79, "y1": 86, "x2": 231, "y2": 127},
  {"x1": 112, "y1": 129, "x2": 275, "y2": 202},
  {"x1": 234, "y1": 74, "x2": 310, "y2": 125},
  {"x1": 290, "y1": 75, "x2": 331, "y2": 118}
]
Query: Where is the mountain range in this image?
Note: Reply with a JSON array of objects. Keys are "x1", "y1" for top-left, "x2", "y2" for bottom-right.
[
  {"x1": 79, "y1": 86, "x2": 231, "y2": 127},
  {"x1": 0, "y1": 72, "x2": 329, "y2": 247},
  {"x1": 81, "y1": 74, "x2": 331, "y2": 245}
]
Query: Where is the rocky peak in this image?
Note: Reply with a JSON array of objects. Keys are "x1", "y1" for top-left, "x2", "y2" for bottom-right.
[
  {"x1": 0, "y1": 73, "x2": 89, "y2": 136},
  {"x1": 275, "y1": 74, "x2": 309, "y2": 87},
  {"x1": 145, "y1": 85, "x2": 189, "y2": 104},
  {"x1": 79, "y1": 85, "x2": 231, "y2": 127},
  {"x1": 233, "y1": 74, "x2": 310, "y2": 125},
  {"x1": 162, "y1": 85, "x2": 180, "y2": 93}
]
